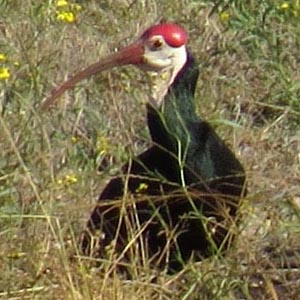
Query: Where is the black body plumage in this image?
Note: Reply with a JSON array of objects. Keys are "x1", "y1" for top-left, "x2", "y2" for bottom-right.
[{"x1": 80, "y1": 51, "x2": 246, "y2": 272}]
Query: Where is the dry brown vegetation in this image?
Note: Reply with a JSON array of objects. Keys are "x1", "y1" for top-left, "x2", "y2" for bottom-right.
[{"x1": 1, "y1": 0, "x2": 300, "y2": 299}]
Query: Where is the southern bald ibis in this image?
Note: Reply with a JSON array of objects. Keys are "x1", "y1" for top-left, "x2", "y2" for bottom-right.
[{"x1": 43, "y1": 23, "x2": 246, "y2": 272}]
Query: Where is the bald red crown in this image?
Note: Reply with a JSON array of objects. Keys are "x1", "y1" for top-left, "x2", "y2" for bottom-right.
[{"x1": 140, "y1": 23, "x2": 188, "y2": 48}]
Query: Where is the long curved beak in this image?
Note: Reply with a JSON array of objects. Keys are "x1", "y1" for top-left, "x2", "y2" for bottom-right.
[{"x1": 41, "y1": 41, "x2": 144, "y2": 109}]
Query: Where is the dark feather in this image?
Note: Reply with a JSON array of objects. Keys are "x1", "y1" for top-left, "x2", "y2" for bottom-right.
[{"x1": 80, "y1": 51, "x2": 246, "y2": 272}]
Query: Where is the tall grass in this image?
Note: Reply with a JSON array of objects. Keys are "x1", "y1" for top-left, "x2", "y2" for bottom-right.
[{"x1": 1, "y1": 0, "x2": 300, "y2": 299}]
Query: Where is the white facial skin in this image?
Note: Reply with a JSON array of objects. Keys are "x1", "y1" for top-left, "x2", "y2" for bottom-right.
[{"x1": 140, "y1": 35, "x2": 187, "y2": 107}]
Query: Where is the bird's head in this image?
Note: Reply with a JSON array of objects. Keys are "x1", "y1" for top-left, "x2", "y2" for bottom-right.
[
  {"x1": 136, "y1": 23, "x2": 189, "y2": 106},
  {"x1": 42, "y1": 23, "x2": 189, "y2": 108},
  {"x1": 136, "y1": 23, "x2": 188, "y2": 71}
]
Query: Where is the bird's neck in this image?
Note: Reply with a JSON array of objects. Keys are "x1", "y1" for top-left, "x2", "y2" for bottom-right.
[{"x1": 147, "y1": 50, "x2": 199, "y2": 155}]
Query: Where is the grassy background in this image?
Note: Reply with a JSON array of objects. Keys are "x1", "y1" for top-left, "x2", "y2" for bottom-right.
[{"x1": 1, "y1": 0, "x2": 300, "y2": 299}]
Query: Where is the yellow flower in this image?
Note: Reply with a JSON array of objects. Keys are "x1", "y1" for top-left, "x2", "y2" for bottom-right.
[
  {"x1": 71, "y1": 136, "x2": 79, "y2": 143},
  {"x1": 96, "y1": 135, "x2": 109, "y2": 156},
  {"x1": 7, "y1": 251, "x2": 26, "y2": 259},
  {"x1": 56, "y1": 0, "x2": 68, "y2": 7},
  {"x1": 219, "y1": 11, "x2": 230, "y2": 22},
  {"x1": 57, "y1": 174, "x2": 78, "y2": 185},
  {"x1": 0, "y1": 67, "x2": 10, "y2": 80},
  {"x1": 0, "y1": 53, "x2": 7, "y2": 61},
  {"x1": 136, "y1": 182, "x2": 148, "y2": 193},
  {"x1": 279, "y1": 2, "x2": 290, "y2": 10},
  {"x1": 56, "y1": 11, "x2": 76, "y2": 23},
  {"x1": 65, "y1": 174, "x2": 78, "y2": 184}
]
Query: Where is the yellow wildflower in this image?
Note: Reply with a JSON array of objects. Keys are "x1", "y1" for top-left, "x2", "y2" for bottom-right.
[
  {"x1": 219, "y1": 11, "x2": 230, "y2": 23},
  {"x1": 96, "y1": 135, "x2": 109, "y2": 156},
  {"x1": 56, "y1": 0, "x2": 68, "y2": 7},
  {"x1": 136, "y1": 182, "x2": 148, "y2": 193},
  {"x1": 7, "y1": 251, "x2": 26, "y2": 259},
  {"x1": 0, "y1": 53, "x2": 7, "y2": 61},
  {"x1": 57, "y1": 179, "x2": 63, "y2": 185},
  {"x1": 57, "y1": 174, "x2": 78, "y2": 185},
  {"x1": 0, "y1": 67, "x2": 10, "y2": 80},
  {"x1": 279, "y1": 2, "x2": 290, "y2": 10},
  {"x1": 56, "y1": 11, "x2": 76, "y2": 23},
  {"x1": 65, "y1": 174, "x2": 78, "y2": 184},
  {"x1": 71, "y1": 136, "x2": 79, "y2": 143}
]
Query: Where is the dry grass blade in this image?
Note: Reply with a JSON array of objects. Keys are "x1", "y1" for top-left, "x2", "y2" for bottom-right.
[{"x1": 1, "y1": 0, "x2": 300, "y2": 299}]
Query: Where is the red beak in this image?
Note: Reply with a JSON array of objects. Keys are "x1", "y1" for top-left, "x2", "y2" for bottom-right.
[{"x1": 41, "y1": 41, "x2": 144, "y2": 109}]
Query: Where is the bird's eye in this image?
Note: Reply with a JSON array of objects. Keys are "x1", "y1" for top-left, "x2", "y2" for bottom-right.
[{"x1": 150, "y1": 38, "x2": 163, "y2": 50}]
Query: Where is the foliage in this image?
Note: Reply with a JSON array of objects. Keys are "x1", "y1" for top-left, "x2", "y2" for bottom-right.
[{"x1": 0, "y1": 0, "x2": 299, "y2": 299}]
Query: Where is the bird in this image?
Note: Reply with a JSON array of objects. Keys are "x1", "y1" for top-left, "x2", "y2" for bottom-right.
[{"x1": 43, "y1": 23, "x2": 246, "y2": 273}]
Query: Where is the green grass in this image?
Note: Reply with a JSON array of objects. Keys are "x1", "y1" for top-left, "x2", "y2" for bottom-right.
[{"x1": 1, "y1": 0, "x2": 300, "y2": 299}]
